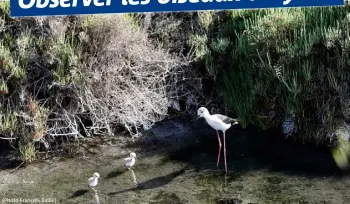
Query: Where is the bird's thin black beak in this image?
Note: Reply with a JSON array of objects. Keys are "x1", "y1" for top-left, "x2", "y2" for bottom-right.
[{"x1": 196, "y1": 116, "x2": 200, "y2": 120}]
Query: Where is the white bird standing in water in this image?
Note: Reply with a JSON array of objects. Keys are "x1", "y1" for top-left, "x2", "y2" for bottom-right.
[
  {"x1": 197, "y1": 107, "x2": 239, "y2": 174},
  {"x1": 124, "y1": 152, "x2": 137, "y2": 169},
  {"x1": 124, "y1": 152, "x2": 138, "y2": 185},
  {"x1": 88, "y1": 172, "x2": 101, "y2": 192}
]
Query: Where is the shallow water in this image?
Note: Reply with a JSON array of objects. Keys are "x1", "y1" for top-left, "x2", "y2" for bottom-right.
[{"x1": 1, "y1": 117, "x2": 350, "y2": 204}]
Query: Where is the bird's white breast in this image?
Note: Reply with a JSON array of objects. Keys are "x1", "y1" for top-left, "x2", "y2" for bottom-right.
[
  {"x1": 125, "y1": 157, "x2": 135, "y2": 168},
  {"x1": 88, "y1": 177, "x2": 98, "y2": 187}
]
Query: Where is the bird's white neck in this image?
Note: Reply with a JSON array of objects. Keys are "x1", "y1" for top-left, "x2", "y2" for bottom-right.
[
  {"x1": 202, "y1": 112, "x2": 215, "y2": 123},
  {"x1": 202, "y1": 111, "x2": 211, "y2": 119}
]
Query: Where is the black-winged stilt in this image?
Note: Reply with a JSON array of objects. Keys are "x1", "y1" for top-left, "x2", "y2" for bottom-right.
[
  {"x1": 124, "y1": 152, "x2": 138, "y2": 185},
  {"x1": 197, "y1": 107, "x2": 239, "y2": 174},
  {"x1": 88, "y1": 172, "x2": 101, "y2": 192}
]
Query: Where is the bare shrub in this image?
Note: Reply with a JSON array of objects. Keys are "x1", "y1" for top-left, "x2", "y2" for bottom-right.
[{"x1": 78, "y1": 14, "x2": 193, "y2": 138}]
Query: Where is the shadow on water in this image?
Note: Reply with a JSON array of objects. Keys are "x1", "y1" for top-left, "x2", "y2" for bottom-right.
[
  {"x1": 108, "y1": 167, "x2": 188, "y2": 196},
  {"x1": 106, "y1": 168, "x2": 126, "y2": 179},
  {"x1": 216, "y1": 198, "x2": 245, "y2": 204},
  {"x1": 0, "y1": 139, "x2": 22, "y2": 170},
  {"x1": 125, "y1": 116, "x2": 349, "y2": 179},
  {"x1": 69, "y1": 189, "x2": 89, "y2": 199},
  {"x1": 69, "y1": 189, "x2": 101, "y2": 204}
]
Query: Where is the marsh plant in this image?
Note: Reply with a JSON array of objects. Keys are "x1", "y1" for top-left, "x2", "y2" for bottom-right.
[
  {"x1": 187, "y1": 7, "x2": 350, "y2": 145},
  {"x1": 19, "y1": 142, "x2": 37, "y2": 164}
]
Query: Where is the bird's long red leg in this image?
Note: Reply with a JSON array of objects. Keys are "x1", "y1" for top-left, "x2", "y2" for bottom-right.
[
  {"x1": 216, "y1": 130, "x2": 222, "y2": 167},
  {"x1": 223, "y1": 131, "x2": 227, "y2": 174}
]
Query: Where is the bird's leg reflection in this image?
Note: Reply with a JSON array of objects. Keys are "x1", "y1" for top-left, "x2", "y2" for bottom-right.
[
  {"x1": 129, "y1": 168, "x2": 138, "y2": 186},
  {"x1": 93, "y1": 191, "x2": 100, "y2": 204},
  {"x1": 90, "y1": 187, "x2": 97, "y2": 193},
  {"x1": 223, "y1": 175, "x2": 228, "y2": 192}
]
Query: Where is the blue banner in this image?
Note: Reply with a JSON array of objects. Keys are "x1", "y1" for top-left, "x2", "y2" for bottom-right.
[{"x1": 10, "y1": 0, "x2": 345, "y2": 17}]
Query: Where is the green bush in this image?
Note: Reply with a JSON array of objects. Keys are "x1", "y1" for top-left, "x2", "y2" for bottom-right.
[{"x1": 189, "y1": 7, "x2": 350, "y2": 145}]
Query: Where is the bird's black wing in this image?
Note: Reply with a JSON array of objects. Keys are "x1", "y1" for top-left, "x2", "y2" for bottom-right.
[{"x1": 214, "y1": 114, "x2": 239, "y2": 125}]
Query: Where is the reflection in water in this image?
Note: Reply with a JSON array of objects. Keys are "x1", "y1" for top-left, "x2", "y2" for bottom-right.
[
  {"x1": 332, "y1": 135, "x2": 350, "y2": 171},
  {"x1": 219, "y1": 175, "x2": 228, "y2": 193},
  {"x1": 129, "y1": 168, "x2": 138, "y2": 185},
  {"x1": 93, "y1": 191, "x2": 100, "y2": 204}
]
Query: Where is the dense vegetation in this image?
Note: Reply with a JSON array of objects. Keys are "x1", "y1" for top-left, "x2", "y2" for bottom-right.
[
  {"x1": 1, "y1": 1, "x2": 350, "y2": 163},
  {"x1": 203, "y1": 7, "x2": 350, "y2": 146},
  {"x1": 138, "y1": 7, "x2": 350, "y2": 146},
  {"x1": 0, "y1": 2, "x2": 199, "y2": 163}
]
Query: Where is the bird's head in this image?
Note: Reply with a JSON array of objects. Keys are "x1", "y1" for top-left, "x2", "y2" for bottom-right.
[
  {"x1": 130, "y1": 152, "x2": 137, "y2": 159},
  {"x1": 93, "y1": 172, "x2": 101, "y2": 179},
  {"x1": 197, "y1": 107, "x2": 209, "y2": 119}
]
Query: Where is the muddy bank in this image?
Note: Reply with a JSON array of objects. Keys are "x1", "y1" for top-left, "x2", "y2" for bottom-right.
[{"x1": 1, "y1": 116, "x2": 350, "y2": 204}]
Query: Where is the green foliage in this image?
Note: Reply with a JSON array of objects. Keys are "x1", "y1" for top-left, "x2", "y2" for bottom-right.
[
  {"x1": 0, "y1": 4, "x2": 83, "y2": 151},
  {"x1": 189, "y1": 7, "x2": 350, "y2": 145},
  {"x1": 17, "y1": 29, "x2": 34, "y2": 72},
  {"x1": 19, "y1": 141, "x2": 37, "y2": 164},
  {"x1": 80, "y1": 15, "x2": 95, "y2": 28},
  {"x1": 51, "y1": 33, "x2": 82, "y2": 85},
  {"x1": 0, "y1": 1, "x2": 10, "y2": 15},
  {"x1": 0, "y1": 78, "x2": 8, "y2": 94},
  {"x1": 0, "y1": 110, "x2": 17, "y2": 133},
  {"x1": 197, "y1": 11, "x2": 214, "y2": 30},
  {"x1": 0, "y1": 42, "x2": 18, "y2": 71}
]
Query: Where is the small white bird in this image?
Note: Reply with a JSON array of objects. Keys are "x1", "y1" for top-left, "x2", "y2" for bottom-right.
[
  {"x1": 124, "y1": 152, "x2": 138, "y2": 185},
  {"x1": 124, "y1": 152, "x2": 137, "y2": 169},
  {"x1": 88, "y1": 172, "x2": 101, "y2": 192},
  {"x1": 197, "y1": 107, "x2": 239, "y2": 174}
]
